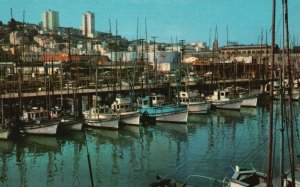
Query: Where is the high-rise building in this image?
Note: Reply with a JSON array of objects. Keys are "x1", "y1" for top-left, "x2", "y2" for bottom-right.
[
  {"x1": 82, "y1": 12, "x2": 95, "y2": 38},
  {"x1": 42, "y1": 10, "x2": 59, "y2": 31}
]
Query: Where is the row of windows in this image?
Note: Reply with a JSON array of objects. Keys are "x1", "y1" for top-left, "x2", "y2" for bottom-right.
[{"x1": 222, "y1": 50, "x2": 270, "y2": 55}]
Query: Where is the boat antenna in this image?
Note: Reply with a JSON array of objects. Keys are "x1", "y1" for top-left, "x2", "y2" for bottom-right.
[
  {"x1": 10, "y1": 8, "x2": 13, "y2": 19},
  {"x1": 267, "y1": 0, "x2": 276, "y2": 186},
  {"x1": 83, "y1": 131, "x2": 94, "y2": 187},
  {"x1": 226, "y1": 26, "x2": 228, "y2": 46}
]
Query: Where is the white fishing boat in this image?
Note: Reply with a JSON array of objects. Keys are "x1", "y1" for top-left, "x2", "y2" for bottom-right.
[
  {"x1": 179, "y1": 90, "x2": 211, "y2": 114},
  {"x1": 208, "y1": 89, "x2": 242, "y2": 110},
  {"x1": 111, "y1": 95, "x2": 140, "y2": 126},
  {"x1": 139, "y1": 93, "x2": 188, "y2": 124},
  {"x1": 83, "y1": 105, "x2": 120, "y2": 130},
  {"x1": 284, "y1": 167, "x2": 300, "y2": 186},
  {"x1": 19, "y1": 108, "x2": 59, "y2": 135},
  {"x1": 50, "y1": 105, "x2": 83, "y2": 132},
  {"x1": 228, "y1": 166, "x2": 267, "y2": 187}
]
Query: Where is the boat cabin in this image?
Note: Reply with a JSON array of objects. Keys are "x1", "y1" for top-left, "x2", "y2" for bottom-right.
[
  {"x1": 212, "y1": 90, "x2": 231, "y2": 101},
  {"x1": 150, "y1": 94, "x2": 165, "y2": 106},
  {"x1": 111, "y1": 96, "x2": 134, "y2": 113},
  {"x1": 90, "y1": 106, "x2": 111, "y2": 115},
  {"x1": 138, "y1": 94, "x2": 166, "y2": 108},
  {"x1": 21, "y1": 109, "x2": 49, "y2": 123}
]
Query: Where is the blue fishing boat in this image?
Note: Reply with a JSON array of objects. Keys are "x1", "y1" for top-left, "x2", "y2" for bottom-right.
[{"x1": 139, "y1": 93, "x2": 188, "y2": 124}]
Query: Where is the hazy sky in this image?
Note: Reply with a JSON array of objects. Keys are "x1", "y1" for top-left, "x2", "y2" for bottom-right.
[{"x1": 1, "y1": 0, "x2": 299, "y2": 46}]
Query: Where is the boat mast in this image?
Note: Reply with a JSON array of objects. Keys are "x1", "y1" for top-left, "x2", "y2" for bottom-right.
[
  {"x1": 284, "y1": 0, "x2": 296, "y2": 185},
  {"x1": 280, "y1": 0, "x2": 286, "y2": 186},
  {"x1": 267, "y1": 0, "x2": 276, "y2": 186},
  {"x1": 152, "y1": 36, "x2": 157, "y2": 91},
  {"x1": 145, "y1": 17, "x2": 150, "y2": 96},
  {"x1": 178, "y1": 40, "x2": 185, "y2": 105}
]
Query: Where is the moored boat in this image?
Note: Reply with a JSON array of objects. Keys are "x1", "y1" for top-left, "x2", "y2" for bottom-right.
[
  {"x1": 139, "y1": 93, "x2": 188, "y2": 124},
  {"x1": 208, "y1": 89, "x2": 242, "y2": 110},
  {"x1": 111, "y1": 95, "x2": 140, "y2": 126},
  {"x1": 59, "y1": 116, "x2": 83, "y2": 131},
  {"x1": 83, "y1": 105, "x2": 121, "y2": 130},
  {"x1": 179, "y1": 90, "x2": 211, "y2": 114},
  {"x1": 19, "y1": 108, "x2": 59, "y2": 136}
]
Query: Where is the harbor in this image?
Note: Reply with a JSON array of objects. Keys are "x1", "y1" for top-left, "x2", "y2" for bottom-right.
[{"x1": 1, "y1": 0, "x2": 300, "y2": 186}]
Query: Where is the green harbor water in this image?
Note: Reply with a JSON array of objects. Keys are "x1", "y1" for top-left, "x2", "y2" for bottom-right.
[{"x1": 1, "y1": 101, "x2": 299, "y2": 186}]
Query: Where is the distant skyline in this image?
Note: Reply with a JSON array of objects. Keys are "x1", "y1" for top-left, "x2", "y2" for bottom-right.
[{"x1": 1, "y1": 0, "x2": 300, "y2": 47}]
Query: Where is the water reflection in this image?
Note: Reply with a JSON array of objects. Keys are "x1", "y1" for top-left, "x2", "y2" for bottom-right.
[
  {"x1": 156, "y1": 123, "x2": 188, "y2": 141},
  {"x1": 23, "y1": 136, "x2": 60, "y2": 151},
  {"x1": 122, "y1": 125, "x2": 141, "y2": 139},
  {"x1": 240, "y1": 107, "x2": 257, "y2": 117},
  {"x1": 0, "y1": 140, "x2": 15, "y2": 154},
  {"x1": 0, "y1": 104, "x2": 299, "y2": 186}
]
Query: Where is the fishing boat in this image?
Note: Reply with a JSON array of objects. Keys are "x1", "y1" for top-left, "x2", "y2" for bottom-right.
[
  {"x1": 139, "y1": 93, "x2": 188, "y2": 124},
  {"x1": 207, "y1": 88, "x2": 243, "y2": 110},
  {"x1": 226, "y1": 166, "x2": 267, "y2": 186},
  {"x1": 59, "y1": 116, "x2": 83, "y2": 131},
  {"x1": 179, "y1": 90, "x2": 211, "y2": 114},
  {"x1": 270, "y1": 80, "x2": 300, "y2": 101},
  {"x1": 111, "y1": 94, "x2": 140, "y2": 126},
  {"x1": 83, "y1": 105, "x2": 121, "y2": 130},
  {"x1": 49, "y1": 105, "x2": 83, "y2": 132},
  {"x1": 19, "y1": 107, "x2": 59, "y2": 135},
  {"x1": 236, "y1": 88, "x2": 259, "y2": 107}
]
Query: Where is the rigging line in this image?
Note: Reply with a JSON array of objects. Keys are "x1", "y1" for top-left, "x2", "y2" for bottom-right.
[
  {"x1": 83, "y1": 131, "x2": 94, "y2": 187},
  {"x1": 164, "y1": 116, "x2": 219, "y2": 178},
  {"x1": 163, "y1": 142, "x2": 209, "y2": 178},
  {"x1": 228, "y1": 117, "x2": 249, "y2": 164},
  {"x1": 293, "y1": 108, "x2": 300, "y2": 145},
  {"x1": 285, "y1": 109, "x2": 293, "y2": 174},
  {"x1": 272, "y1": 103, "x2": 281, "y2": 176},
  {"x1": 239, "y1": 128, "x2": 282, "y2": 165}
]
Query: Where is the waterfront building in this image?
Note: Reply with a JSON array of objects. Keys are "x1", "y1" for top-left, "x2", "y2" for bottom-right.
[
  {"x1": 42, "y1": 10, "x2": 59, "y2": 31},
  {"x1": 104, "y1": 51, "x2": 181, "y2": 72},
  {"x1": 82, "y1": 12, "x2": 95, "y2": 38}
]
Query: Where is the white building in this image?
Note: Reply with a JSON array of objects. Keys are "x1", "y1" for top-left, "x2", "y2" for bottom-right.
[
  {"x1": 42, "y1": 10, "x2": 59, "y2": 31},
  {"x1": 82, "y1": 12, "x2": 95, "y2": 38}
]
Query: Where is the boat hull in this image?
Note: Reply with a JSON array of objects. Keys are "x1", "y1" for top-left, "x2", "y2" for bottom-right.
[
  {"x1": 120, "y1": 111, "x2": 140, "y2": 126},
  {"x1": 188, "y1": 102, "x2": 211, "y2": 114},
  {"x1": 212, "y1": 99, "x2": 242, "y2": 110},
  {"x1": 156, "y1": 110, "x2": 188, "y2": 123},
  {"x1": 241, "y1": 96, "x2": 258, "y2": 107},
  {"x1": 59, "y1": 118, "x2": 83, "y2": 131},
  {"x1": 21, "y1": 122, "x2": 59, "y2": 135},
  {"x1": 140, "y1": 105, "x2": 189, "y2": 123},
  {"x1": 85, "y1": 118, "x2": 120, "y2": 130}
]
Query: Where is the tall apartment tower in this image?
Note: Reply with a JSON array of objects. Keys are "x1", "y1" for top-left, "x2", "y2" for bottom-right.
[
  {"x1": 42, "y1": 10, "x2": 59, "y2": 31},
  {"x1": 82, "y1": 11, "x2": 95, "y2": 38}
]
